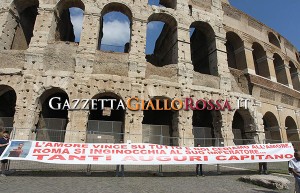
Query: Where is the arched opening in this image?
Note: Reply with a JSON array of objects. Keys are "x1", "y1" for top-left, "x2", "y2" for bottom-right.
[
  {"x1": 98, "y1": 3, "x2": 132, "y2": 53},
  {"x1": 263, "y1": 112, "x2": 281, "y2": 143},
  {"x1": 55, "y1": 0, "x2": 85, "y2": 43},
  {"x1": 193, "y1": 108, "x2": 222, "y2": 147},
  {"x1": 273, "y1": 53, "x2": 288, "y2": 85},
  {"x1": 36, "y1": 88, "x2": 69, "y2": 142},
  {"x1": 290, "y1": 61, "x2": 300, "y2": 91},
  {"x1": 142, "y1": 98, "x2": 178, "y2": 146},
  {"x1": 252, "y1": 42, "x2": 270, "y2": 78},
  {"x1": 87, "y1": 93, "x2": 125, "y2": 143},
  {"x1": 145, "y1": 13, "x2": 178, "y2": 66},
  {"x1": 296, "y1": 52, "x2": 300, "y2": 63},
  {"x1": 5, "y1": 0, "x2": 39, "y2": 50},
  {"x1": 232, "y1": 109, "x2": 256, "y2": 145},
  {"x1": 190, "y1": 21, "x2": 216, "y2": 75},
  {"x1": 268, "y1": 32, "x2": 281, "y2": 48},
  {"x1": 148, "y1": 0, "x2": 177, "y2": 9},
  {"x1": 225, "y1": 32, "x2": 245, "y2": 70},
  {"x1": 0, "y1": 85, "x2": 16, "y2": 129},
  {"x1": 286, "y1": 116, "x2": 299, "y2": 142}
]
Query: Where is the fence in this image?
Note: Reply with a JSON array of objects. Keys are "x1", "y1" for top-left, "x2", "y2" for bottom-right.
[
  {"x1": 100, "y1": 44, "x2": 127, "y2": 53},
  {"x1": 0, "y1": 128, "x2": 296, "y2": 175}
]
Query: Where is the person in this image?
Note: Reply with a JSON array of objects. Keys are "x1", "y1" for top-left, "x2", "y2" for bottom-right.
[
  {"x1": 258, "y1": 162, "x2": 268, "y2": 175},
  {"x1": 8, "y1": 143, "x2": 24, "y2": 157},
  {"x1": 196, "y1": 144, "x2": 205, "y2": 177},
  {"x1": 116, "y1": 139, "x2": 125, "y2": 177},
  {"x1": 289, "y1": 151, "x2": 300, "y2": 193},
  {"x1": 0, "y1": 131, "x2": 10, "y2": 177}
]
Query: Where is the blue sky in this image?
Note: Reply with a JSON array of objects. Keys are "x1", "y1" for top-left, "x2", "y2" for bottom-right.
[{"x1": 229, "y1": 0, "x2": 300, "y2": 50}]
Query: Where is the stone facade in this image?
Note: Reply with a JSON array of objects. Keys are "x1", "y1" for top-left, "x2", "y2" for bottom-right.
[{"x1": 0, "y1": 0, "x2": 299, "y2": 147}]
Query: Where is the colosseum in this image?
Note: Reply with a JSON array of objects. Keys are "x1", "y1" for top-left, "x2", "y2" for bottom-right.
[{"x1": 0, "y1": 0, "x2": 299, "y2": 148}]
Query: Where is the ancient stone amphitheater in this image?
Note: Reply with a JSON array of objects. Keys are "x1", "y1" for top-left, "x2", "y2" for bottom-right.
[{"x1": 0, "y1": 0, "x2": 299, "y2": 148}]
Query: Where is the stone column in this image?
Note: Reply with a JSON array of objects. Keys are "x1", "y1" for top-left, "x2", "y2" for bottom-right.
[
  {"x1": 274, "y1": 63, "x2": 291, "y2": 87},
  {"x1": 64, "y1": 111, "x2": 89, "y2": 143},
  {"x1": 276, "y1": 105, "x2": 288, "y2": 142},
  {"x1": 220, "y1": 111, "x2": 235, "y2": 146},
  {"x1": 77, "y1": 12, "x2": 101, "y2": 54},
  {"x1": 13, "y1": 79, "x2": 40, "y2": 140},
  {"x1": 177, "y1": 25, "x2": 193, "y2": 88},
  {"x1": 128, "y1": 17, "x2": 148, "y2": 79},
  {"x1": 123, "y1": 83, "x2": 144, "y2": 143},
  {"x1": 235, "y1": 41, "x2": 255, "y2": 74},
  {"x1": 264, "y1": 51, "x2": 277, "y2": 81},
  {"x1": 75, "y1": 12, "x2": 101, "y2": 74},
  {"x1": 214, "y1": 36, "x2": 232, "y2": 91},
  {"x1": 291, "y1": 70, "x2": 300, "y2": 91},
  {"x1": 0, "y1": 8, "x2": 19, "y2": 50},
  {"x1": 28, "y1": 7, "x2": 56, "y2": 50},
  {"x1": 283, "y1": 61, "x2": 294, "y2": 88},
  {"x1": 64, "y1": 81, "x2": 90, "y2": 143}
]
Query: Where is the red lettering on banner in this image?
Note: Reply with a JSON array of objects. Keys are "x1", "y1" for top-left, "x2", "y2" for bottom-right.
[
  {"x1": 123, "y1": 156, "x2": 138, "y2": 161},
  {"x1": 32, "y1": 154, "x2": 49, "y2": 160},
  {"x1": 69, "y1": 155, "x2": 86, "y2": 161},
  {"x1": 157, "y1": 156, "x2": 171, "y2": 161},
  {"x1": 33, "y1": 148, "x2": 70, "y2": 154},
  {"x1": 35, "y1": 142, "x2": 43, "y2": 147},
  {"x1": 88, "y1": 155, "x2": 104, "y2": 161},
  {"x1": 189, "y1": 156, "x2": 201, "y2": 161},
  {"x1": 240, "y1": 155, "x2": 250, "y2": 160},
  {"x1": 48, "y1": 155, "x2": 66, "y2": 160},
  {"x1": 139, "y1": 156, "x2": 154, "y2": 161},
  {"x1": 216, "y1": 156, "x2": 226, "y2": 161},
  {"x1": 228, "y1": 156, "x2": 239, "y2": 161},
  {"x1": 174, "y1": 156, "x2": 187, "y2": 161}
]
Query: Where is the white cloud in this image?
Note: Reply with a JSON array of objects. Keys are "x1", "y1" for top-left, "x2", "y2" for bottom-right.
[
  {"x1": 101, "y1": 20, "x2": 130, "y2": 46},
  {"x1": 70, "y1": 8, "x2": 84, "y2": 42}
]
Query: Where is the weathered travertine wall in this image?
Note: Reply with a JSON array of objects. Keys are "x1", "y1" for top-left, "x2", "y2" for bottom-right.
[{"x1": 0, "y1": 0, "x2": 299, "y2": 147}]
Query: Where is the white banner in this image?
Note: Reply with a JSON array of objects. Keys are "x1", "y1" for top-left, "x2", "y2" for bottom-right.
[{"x1": 0, "y1": 140, "x2": 295, "y2": 165}]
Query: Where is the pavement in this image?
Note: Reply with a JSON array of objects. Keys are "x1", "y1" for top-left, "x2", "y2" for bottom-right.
[{"x1": 0, "y1": 164, "x2": 295, "y2": 193}]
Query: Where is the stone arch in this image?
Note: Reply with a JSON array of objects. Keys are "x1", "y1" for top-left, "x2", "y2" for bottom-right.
[
  {"x1": 285, "y1": 116, "x2": 299, "y2": 142},
  {"x1": 87, "y1": 92, "x2": 125, "y2": 143},
  {"x1": 289, "y1": 61, "x2": 300, "y2": 91},
  {"x1": 273, "y1": 53, "x2": 288, "y2": 85},
  {"x1": 0, "y1": 85, "x2": 17, "y2": 128},
  {"x1": 148, "y1": 0, "x2": 177, "y2": 9},
  {"x1": 98, "y1": 2, "x2": 132, "y2": 53},
  {"x1": 268, "y1": 32, "x2": 281, "y2": 48},
  {"x1": 54, "y1": 0, "x2": 85, "y2": 42},
  {"x1": 190, "y1": 21, "x2": 216, "y2": 75},
  {"x1": 296, "y1": 52, "x2": 300, "y2": 63},
  {"x1": 145, "y1": 13, "x2": 178, "y2": 66},
  {"x1": 263, "y1": 112, "x2": 281, "y2": 143},
  {"x1": 192, "y1": 109, "x2": 222, "y2": 147},
  {"x1": 225, "y1": 31, "x2": 245, "y2": 70},
  {"x1": 232, "y1": 109, "x2": 256, "y2": 145},
  {"x1": 2, "y1": 0, "x2": 39, "y2": 50},
  {"x1": 252, "y1": 42, "x2": 270, "y2": 78},
  {"x1": 142, "y1": 96, "x2": 179, "y2": 146},
  {"x1": 36, "y1": 87, "x2": 69, "y2": 142}
]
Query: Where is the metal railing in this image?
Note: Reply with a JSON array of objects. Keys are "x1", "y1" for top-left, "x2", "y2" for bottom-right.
[
  {"x1": 87, "y1": 120, "x2": 122, "y2": 134},
  {"x1": 37, "y1": 118, "x2": 67, "y2": 131},
  {"x1": 99, "y1": 44, "x2": 127, "y2": 53},
  {"x1": 86, "y1": 131, "x2": 124, "y2": 143}
]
